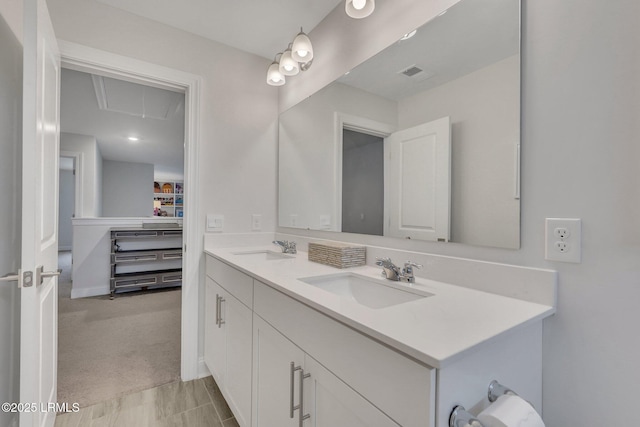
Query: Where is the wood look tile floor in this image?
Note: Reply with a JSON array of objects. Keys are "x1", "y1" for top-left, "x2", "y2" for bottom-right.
[{"x1": 55, "y1": 377, "x2": 240, "y2": 427}]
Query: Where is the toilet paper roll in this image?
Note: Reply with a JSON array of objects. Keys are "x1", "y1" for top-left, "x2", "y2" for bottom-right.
[{"x1": 477, "y1": 394, "x2": 545, "y2": 427}]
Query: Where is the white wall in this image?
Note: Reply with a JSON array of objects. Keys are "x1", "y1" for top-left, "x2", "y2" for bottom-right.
[
  {"x1": 58, "y1": 168, "x2": 74, "y2": 249},
  {"x1": 60, "y1": 132, "x2": 103, "y2": 217},
  {"x1": 399, "y1": 55, "x2": 520, "y2": 248},
  {"x1": 46, "y1": 0, "x2": 640, "y2": 424},
  {"x1": 47, "y1": 0, "x2": 279, "y2": 368},
  {"x1": 0, "y1": 5, "x2": 21, "y2": 427},
  {"x1": 48, "y1": 0, "x2": 279, "y2": 234},
  {"x1": 279, "y1": 0, "x2": 640, "y2": 425},
  {"x1": 102, "y1": 159, "x2": 153, "y2": 217}
]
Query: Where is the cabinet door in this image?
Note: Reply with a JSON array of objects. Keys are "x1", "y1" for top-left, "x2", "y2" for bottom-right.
[
  {"x1": 304, "y1": 356, "x2": 400, "y2": 427},
  {"x1": 252, "y1": 316, "x2": 304, "y2": 427},
  {"x1": 224, "y1": 292, "x2": 253, "y2": 427},
  {"x1": 204, "y1": 277, "x2": 226, "y2": 386}
]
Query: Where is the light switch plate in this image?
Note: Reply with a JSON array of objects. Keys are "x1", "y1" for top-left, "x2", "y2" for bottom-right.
[
  {"x1": 251, "y1": 214, "x2": 262, "y2": 231},
  {"x1": 545, "y1": 218, "x2": 581, "y2": 263},
  {"x1": 206, "y1": 214, "x2": 224, "y2": 232}
]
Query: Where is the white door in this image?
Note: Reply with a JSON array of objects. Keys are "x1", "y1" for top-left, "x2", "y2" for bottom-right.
[
  {"x1": 384, "y1": 117, "x2": 451, "y2": 242},
  {"x1": 20, "y1": 0, "x2": 61, "y2": 426}
]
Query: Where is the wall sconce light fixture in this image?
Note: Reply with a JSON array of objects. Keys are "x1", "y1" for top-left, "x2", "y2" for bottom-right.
[
  {"x1": 266, "y1": 53, "x2": 286, "y2": 86},
  {"x1": 267, "y1": 28, "x2": 313, "y2": 86},
  {"x1": 345, "y1": 0, "x2": 375, "y2": 19}
]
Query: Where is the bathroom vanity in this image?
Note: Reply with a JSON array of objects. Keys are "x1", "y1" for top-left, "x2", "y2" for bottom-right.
[{"x1": 203, "y1": 246, "x2": 555, "y2": 427}]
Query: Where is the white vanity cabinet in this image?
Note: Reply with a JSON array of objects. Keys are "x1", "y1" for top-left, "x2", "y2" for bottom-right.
[
  {"x1": 252, "y1": 279, "x2": 434, "y2": 427},
  {"x1": 252, "y1": 314, "x2": 400, "y2": 427},
  {"x1": 205, "y1": 258, "x2": 254, "y2": 427},
  {"x1": 204, "y1": 253, "x2": 548, "y2": 427}
]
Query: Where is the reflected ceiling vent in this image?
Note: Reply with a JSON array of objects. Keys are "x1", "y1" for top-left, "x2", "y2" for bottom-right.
[
  {"x1": 91, "y1": 75, "x2": 183, "y2": 121},
  {"x1": 398, "y1": 65, "x2": 435, "y2": 82}
]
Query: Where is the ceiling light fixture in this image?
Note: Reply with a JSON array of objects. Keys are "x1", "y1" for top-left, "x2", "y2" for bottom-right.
[
  {"x1": 266, "y1": 53, "x2": 286, "y2": 86},
  {"x1": 267, "y1": 28, "x2": 313, "y2": 86},
  {"x1": 291, "y1": 28, "x2": 314, "y2": 63},
  {"x1": 127, "y1": 136, "x2": 140, "y2": 142},
  {"x1": 345, "y1": 0, "x2": 375, "y2": 19},
  {"x1": 279, "y1": 44, "x2": 300, "y2": 76}
]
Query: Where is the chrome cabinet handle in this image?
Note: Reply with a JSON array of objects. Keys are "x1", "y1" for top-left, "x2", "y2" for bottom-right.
[
  {"x1": 215, "y1": 294, "x2": 221, "y2": 326},
  {"x1": 218, "y1": 296, "x2": 225, "y2": 327},
  {"x1": 289, "y1": 362, "x2": 297, "y2": 419},
  {"x1": 298, "y1": 367, "x2": 310, "y2": 426},
  {"x1": 215, "y1": 294, "x2": 225, "y2": 328},
  {"x1": 289, "y1": 362, "x2": 310, "y2": 425}
]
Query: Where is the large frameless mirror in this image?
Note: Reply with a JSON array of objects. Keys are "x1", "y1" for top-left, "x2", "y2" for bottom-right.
[{"x1": 278, "y1": 0, "x2": 520, "y2": 249}]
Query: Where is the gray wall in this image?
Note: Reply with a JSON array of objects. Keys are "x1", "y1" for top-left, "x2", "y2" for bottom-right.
[
  {"x1": 58, "y1": 168, "x2": 74, "y2": 249},
  {"x1": 0, "y1": 7, "x2": 22, "y2": 427},
  {"x1": 342, "y1": 129, "x2": 384, "y2": 235},
  {"x1": 102, "y1": 160, "x2": 153, "y2": 217}
]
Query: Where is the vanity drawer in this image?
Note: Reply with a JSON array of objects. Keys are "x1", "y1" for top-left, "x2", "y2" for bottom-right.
[
  {"x1": 206, "y1": 256, "x2": 253, "y2": 308},
  {"x1": 253, "y1": 281, "x2": 435, "y2": 427}
]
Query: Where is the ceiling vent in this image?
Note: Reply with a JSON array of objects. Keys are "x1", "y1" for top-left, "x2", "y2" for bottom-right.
[
  {"x1": 399, "y1": 65, "x2": 424, "y2": 77},
  {"x1": 397, "y1": 65, "x2": 435, "y2": 83}
]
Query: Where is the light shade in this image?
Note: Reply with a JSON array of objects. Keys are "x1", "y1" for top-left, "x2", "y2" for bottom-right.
[
  {"x1": 279, "y1": 47, "x2": 300, "y2": 76},
  {"x1": 345, "y1": 0, "x2": 375, "y2": 19},
  {"x1": 291, "y1": 28, "x2": 314, "y2": 63},
  {"x1": 266, "y1": 60, "x2": 285, "y2": 86}
]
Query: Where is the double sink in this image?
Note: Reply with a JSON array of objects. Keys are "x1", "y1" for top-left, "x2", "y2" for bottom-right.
[{"x1": 231, "y1": 250, "x2": 433, "y2": 309}]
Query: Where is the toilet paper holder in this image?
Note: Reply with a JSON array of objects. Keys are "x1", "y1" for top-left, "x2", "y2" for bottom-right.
[{"x1": 449, "y1": 380, "x2": 518, "y2": 427}]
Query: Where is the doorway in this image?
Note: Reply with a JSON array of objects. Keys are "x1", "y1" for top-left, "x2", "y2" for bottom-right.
[
  {"x1": 341, "y1": 129, "x2": 384, "y2": 235},
  {"x1": 59, "y1": 42, "x2": 202, "y2": 386}
]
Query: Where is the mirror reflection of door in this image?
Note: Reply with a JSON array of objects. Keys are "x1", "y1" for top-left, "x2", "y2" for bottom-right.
[
  {"x1": 341, "y1": 129, "x2": 384, "y2": 236},
  {"x1": 384, "y1": 117, "x2": 451, "y2": 242}
]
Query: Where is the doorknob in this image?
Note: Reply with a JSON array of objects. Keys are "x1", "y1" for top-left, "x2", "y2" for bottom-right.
[
  {"x1": 36, "y1": 265, "x2": 61, "y2": 286},
  {"x1": 0, "y1": 270, "x2": 34, "y2": 288},
  {"x1": 0, "y1": 272, "x2": 20, "y2": 282}
]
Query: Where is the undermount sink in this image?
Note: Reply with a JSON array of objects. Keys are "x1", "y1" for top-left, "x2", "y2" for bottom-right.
[
  {"x1": 231, "y1": 250, "x2": 294, "y2": 261},
  {"x1": 298, "y1": 273, "x2": 432, "y2": 309}
]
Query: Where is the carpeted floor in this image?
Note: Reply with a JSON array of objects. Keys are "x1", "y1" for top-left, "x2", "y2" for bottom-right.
[{"x1": 57, "y1": 251, "x2": 182, "y2": 408}]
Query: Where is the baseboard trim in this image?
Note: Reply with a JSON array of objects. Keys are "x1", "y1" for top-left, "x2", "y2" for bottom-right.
[{"x1": 197, "y1": 357, "x2": 211, "y2": 379}]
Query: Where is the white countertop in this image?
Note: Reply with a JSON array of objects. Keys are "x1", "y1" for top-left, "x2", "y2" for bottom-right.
[{"x1": 205, "y1": 246, "x2": 555, "y2": 368}]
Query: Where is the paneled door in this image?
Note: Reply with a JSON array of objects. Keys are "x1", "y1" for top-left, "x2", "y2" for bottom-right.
[
  {"x1": 384, "y1": 117, "x2": 451, "y2": 242},
  {"x1": 20, "y1": 0, "x2": 61, "y2": 425}
]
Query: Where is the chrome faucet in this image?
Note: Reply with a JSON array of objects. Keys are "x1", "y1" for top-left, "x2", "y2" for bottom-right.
[
  {"x1": 375, "y1": 257, "x2": 422, "y2": 283},
  {"x1": 273, "y1": 240, "x2": 297, "y2": 254}
]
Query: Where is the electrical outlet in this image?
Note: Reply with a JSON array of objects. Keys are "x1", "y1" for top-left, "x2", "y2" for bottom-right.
[
  {"x1": 251, "y1": 214, "x2": 262, "y2": 231},
  {"x1": 290, "y1": 214, "x2": 298, "y2": 227},
  {"x1": 545, "y1": 218, "x2": 581, "y2": 263},
  {"x1": 554, "y1": 227, "x2": 570, "y2": 239}
]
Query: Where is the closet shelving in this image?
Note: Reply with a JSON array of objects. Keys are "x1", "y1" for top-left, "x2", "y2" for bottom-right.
[{"x1": 153, "y1": 181, "x2": 183, "y2": 217}]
